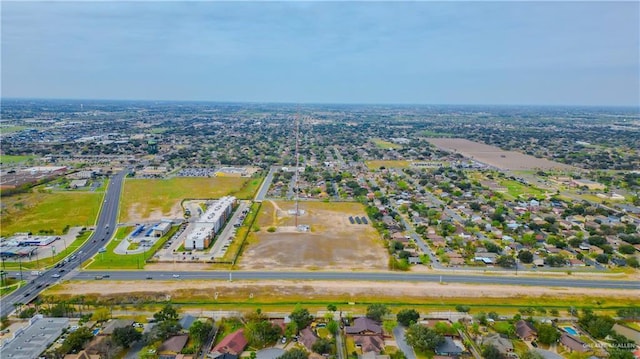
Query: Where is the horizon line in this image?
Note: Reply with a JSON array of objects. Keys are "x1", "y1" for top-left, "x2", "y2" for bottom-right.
[{"x1": 1, "y1": 96, "x2": 639, "y2": 109}]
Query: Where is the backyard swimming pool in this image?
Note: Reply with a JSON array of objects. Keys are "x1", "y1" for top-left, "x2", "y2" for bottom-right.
[{"x1": 563, "y1": 326, "x2": 578, "y2": 335}]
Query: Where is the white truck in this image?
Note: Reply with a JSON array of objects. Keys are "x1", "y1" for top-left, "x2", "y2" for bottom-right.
[{"x1": 31, "y1": 270, "x2": 42, "y2": 276}]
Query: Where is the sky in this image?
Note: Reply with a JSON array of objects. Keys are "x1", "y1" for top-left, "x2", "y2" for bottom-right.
[{"x1": 1, "y1": 1, "x2": 639, "y2": 106}]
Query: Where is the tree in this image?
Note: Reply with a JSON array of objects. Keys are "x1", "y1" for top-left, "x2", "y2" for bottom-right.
[
  {"x1": 366, "y1": 304, "x2": 390, "y2": 322},
  {"x1": 536, "y1": 324, "x2": 560, "y2": 345},
  {"x1": 277, "y1": 348, "x2": 309, "y2": 359},
  {"x1": 397, "y1": 309, "x2": 420, "y2": 326},
  {"x1": 154, "y1": 304, "x2": 179, "y2": 322},
  {"x1": 245, "y1": 320, "x2": 281, "y2": 349},
  {"x1": 627, "y1": 256, "x2": 639, "y2": 268},
  {"x1": 455, "y1": 305, "x2": 470, "y2": 313},
  {"x1": 596, "y1": 254, "x2": 609, "y2": 264},
  {"x1": 482, "y1": 344, "x2": 503, "y2": 359},
  {"x1": 405, "y1": 323, "x2": 444, "y2": 352},
  {"x1": 112, "y1": 326, "x2": 142, "y2": 348},
  {"x1": 496, "y1": 255, "x2": 516, "y2": 268},
  {"x1": 327, "y1": 304, "x2": 337, "y2": 312},
  {"x1": 290, "y1": 307, "x2": 313, "y2": 332},
  {"x1": 327, "y1": 320, "x2": 339, "y2": 335},
  {"x1": 518, "y1": 250, "x2": 533, "y2": 264},
  {"x1": 61, "y1": 327, "x2": 94, "y2": 353},
  {"x1": 312, "y1": 338, "x2": 333, "y2": 354},
  {"x1": 92, "y1": 307, "x2": 110, "y2": 322},
  {"x1": 189, "y1": 320, "x2": 213, "y2": 344}
]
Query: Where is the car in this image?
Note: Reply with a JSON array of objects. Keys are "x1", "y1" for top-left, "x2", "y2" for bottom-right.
[
  {"x1": 52, "y1": 273, "x2": 61, "y2": 278},
  {"x1": 59, "y1": 269, "x2": 65, "y2": 273},
  {"x1": 146, "y1": 276, "x2": 153, "y2": 280},
  {"x1": 103, "y1": 274, "x2": 110, "y2": 278},
  {"x1": 281, "y1": 337, "x2": 287, "y2": 344},
  {"x1": 24, "y1": 292, "x2": 30, "y2": 297},
  {"x1": 531, "y1": 342, "x2": 538, "y2": 348},
  {"x1": 172, "y1": 274, "x2": 180, "y2": 278}
]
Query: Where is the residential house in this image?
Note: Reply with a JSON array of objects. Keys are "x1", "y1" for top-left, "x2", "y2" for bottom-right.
[
  {"x1": 179, "y1": 315, "x2": 197, "y2": 331},
  {"x1": 158, "y1": 334, "x2": 189, "y2": 358},
  {"x1": 211, "y1": 329, "x2": 248, "y2": 356},
  {"x1": 361, "y1": 352, "x2": 390, "y2": 359},
  {"x1": 299, "y1": 327, "x2": 318, "y2": 351},
  {"x1": 434, "y1": 337, "x2": 464, "y2": 356},
  {"x1": 515, "y1": 320, "x2": 537, "y2": 341},
  {"x1": 480, "y1": 333, "x2": 513, "y2": 355},
  {"x1": 560, "y1": 333, "x2": 587, "y2": 353},
  {"x1": 346, "y1": 317, "x2": 383, "y2": 336},
  {"x1": 101, "y1": 319, "x2": 134, "y2": 336},
  {"x1": 354, "y1": 335, "x2": 385, "y2": 354}
]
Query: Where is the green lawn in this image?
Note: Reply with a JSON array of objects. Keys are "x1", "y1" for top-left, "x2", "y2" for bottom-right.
[
  {"x1": 0, "y1": 126, "x2": 28, "y2": 134},
  {"x1": 0, "y1": 191, "x2": 103, "y2": 236},
  {"x1": 371, "y1": 138, "x2": 402, "y2": 149},
  {"x1": 365, "y1": 160, "x2": 411, "y2": 170},
  {"x1": 421, "y1": 130, "x2": 455, "y2": 138},
  {"x1": 120, "y1": 177, "x2": 251, "y2": 221},
  {"x1": 84, "y1": 226, "x2": 178, "y2": 269},
  {"x1": 498, "y1": 179, "x2": 545, "y2": 199},
  {"x1": 231, "y1": 177, "x2": 264, "y2": 200},
  {"x1": 0, "y1": 154, "x2": 35, "y2": 165}
]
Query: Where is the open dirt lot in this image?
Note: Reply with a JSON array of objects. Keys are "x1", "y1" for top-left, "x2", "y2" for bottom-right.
[
  {"x1": 49, "y1": 279, "x2": 638, "y2": 304},
  {"x1": 239, "y1": 201, "x2": 388, "y2": 271},
  {"x1": 427, "y1": 138, "x2": 576, "y2": 171}
]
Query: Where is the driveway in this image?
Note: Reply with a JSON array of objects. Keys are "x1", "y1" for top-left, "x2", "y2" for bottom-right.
[{"x1": 392, "y1": 325, "x2": 416, "y2": 359}]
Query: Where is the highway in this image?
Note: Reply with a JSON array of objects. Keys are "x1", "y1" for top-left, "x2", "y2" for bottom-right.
[
  {"x1": 71, "y1": 270, "x2": 640, "y2": 290},
  {"x1": 0, "y1": 170, "x2": 128, "y2": 318}
]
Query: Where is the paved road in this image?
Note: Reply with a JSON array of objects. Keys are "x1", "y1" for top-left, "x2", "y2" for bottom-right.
[
  {"x1": 255, "y1": 166, "x2": 277, "y2": 202},
  {"x1": 71, "y1": 270, "x2": 640, "y2": 289},
  {"x1": 0, "y1": 170, "x2": 128, "y2": 318},
  {"x1": 393, "y1": 326, "x2": 416, "y2": 359}
]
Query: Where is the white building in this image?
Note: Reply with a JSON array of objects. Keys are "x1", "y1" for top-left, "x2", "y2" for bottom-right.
[{"x1": 183, "y1": 196, "x2": 236, "y2": 250}]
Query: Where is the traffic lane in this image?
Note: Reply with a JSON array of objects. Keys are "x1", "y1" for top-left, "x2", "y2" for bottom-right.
[{"x1": 70, "y1": 271, "x2": 640, "y2": 289}]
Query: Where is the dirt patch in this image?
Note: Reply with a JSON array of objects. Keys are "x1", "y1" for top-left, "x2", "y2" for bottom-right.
[
  {"x1": 50, "y1": 279, "x2": 638, "y2": 302},
  {"x1": 428, "y1": 138, "x2": 576, "y2": 171},
  {"x1": 241, "y1": 201, "x2": 387, "y2": 271},
  {"x1": 126, "y1": 201, "x2": 183, "y2": 223}
]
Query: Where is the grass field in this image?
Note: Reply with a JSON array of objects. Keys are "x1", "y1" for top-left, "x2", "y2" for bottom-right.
[
  {"x1": 231, "y1": 177, "x2": 263, "y2": 199},
  {"x1": 0, "y1": 154, "x2": 35, "y2": 164},
  {"x1": 120, "y1": 177, "x2": 253, "y2": 222},
  {"x1": 84, "y1": 226, "x2": 178, "y2": 269},
  {"x1": 371, "y1": 138, "x2": 402, "y2": 149},
  {"x1": 0, "y1": 191, "x2": 103, "y2": 236},
  {"x1": 498, "y1": 179, "x2": 546, "y2": 199},
  {"x1": 365, "y1": 160, "x2": 411, "y2": 170},
  {"x1": 0, "y1": 126, "x2": 28, "y2": 134}
]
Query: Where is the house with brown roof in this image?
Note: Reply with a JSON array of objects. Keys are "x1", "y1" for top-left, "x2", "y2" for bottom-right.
[
  {"x1": 515, "y1": 320, "x2": 537, "y2": 341},
  {"x1": 211, "y1": 329, "x2": 248, "y2": 356},
  {"x1": 159, "y1": 334, "x2": 189, "y2": 358},
  {"x1": 299, "y1": 327, "x2": 318, "y2": 351},
  {"x1": 481, "y1": 333, "x2": 513, "y2": 355},
  {"x1": 560, "y1": 333, "x2": 587, "y2": 353},
  {"x1": 354, "y1": 335, "x2": 385, "y2": 353},
  {"x1": 346, "y1": 317, "x2": 383, "y2": 336}
]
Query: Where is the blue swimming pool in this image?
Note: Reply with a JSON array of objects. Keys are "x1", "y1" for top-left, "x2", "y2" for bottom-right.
[
  {"x1": 563, "y1": 326, "x2": 578, "y2": 335},
  {"x1": 92, "y1": 328, "x2": 100, "y2": 336}
]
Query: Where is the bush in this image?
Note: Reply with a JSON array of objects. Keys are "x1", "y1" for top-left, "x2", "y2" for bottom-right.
[{"x1": 267, "y1": 227, "x2": 276, "y2": 233}]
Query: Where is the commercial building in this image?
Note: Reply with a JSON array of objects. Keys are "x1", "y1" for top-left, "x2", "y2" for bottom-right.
[
  {"x1": 184, "y1": 197, "x2": 236, "y2": 250},
  {"x1": 153, "y1": 222, "x2": 172, "y2": 237},
  {"x1": 0, "y1": 315, "x2": 69, "y2": 359}
]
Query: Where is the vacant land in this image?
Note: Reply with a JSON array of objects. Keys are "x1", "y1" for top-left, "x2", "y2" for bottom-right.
[
  {"x1": 427, "y1": 138, "x2": 576, "y2": 171},
  {"x1": 49, "y1": 280, "x2": 638, "y2": 310},
  {"x1": 498, "y1": 179, "x2": 547, "y2": 199},
  {"x1": 0, "y1": 191, "x2": 102, "y2": 236},
  {"x1": 371, "y1": 138, "x2": 402, "y2": 149},
  {"x1": 240, "y1": 201, "x2": 387, "y2": 271},
  {"x1": 120, "y1": 177, "x2": 251, "y2": 222},
  {"x1": 0, "y1": 154, "x2": 35, "y2": 164},
  {"x1": 365, "y1": 160, "x2": 411, "y2": 170}
]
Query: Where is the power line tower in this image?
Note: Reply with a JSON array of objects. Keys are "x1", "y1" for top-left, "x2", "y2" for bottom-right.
[{"x1": 294, "y1": 114, "x2": 301, "y2": 228}]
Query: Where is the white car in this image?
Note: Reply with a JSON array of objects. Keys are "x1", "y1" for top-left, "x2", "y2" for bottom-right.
[
  {"x1": 172, "y1": 274, "x2": 180, "y2": 278},
  {"x1": 52, "y1": 273, "x2": 61, "y2": 278}
]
